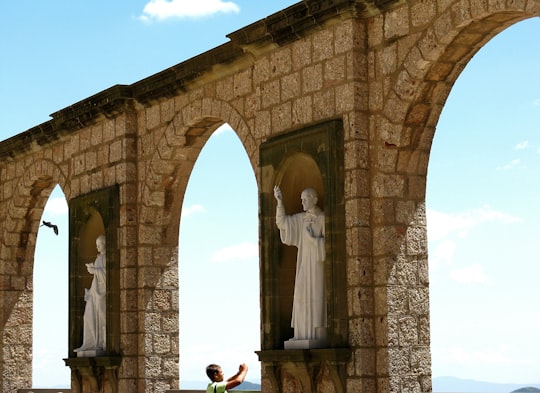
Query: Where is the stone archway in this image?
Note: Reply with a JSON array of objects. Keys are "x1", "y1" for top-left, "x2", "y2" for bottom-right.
[
  {"x1": 365, "y1": 4, "x2": 539, "y2": 391},
  {"x1": 0, "y1": 159, "x2": 68, "y2": 392},
  {"x1": 134, "y1": 98, "x2": 258, "y2": 392}
]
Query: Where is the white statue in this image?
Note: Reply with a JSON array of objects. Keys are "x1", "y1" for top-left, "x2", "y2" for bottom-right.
[
  {"x1": 274, "y1": 185, "x2": 327, "y2": 347},
  {"x1": 75, "y1": 235, "x2": 106, "y2": 355}
]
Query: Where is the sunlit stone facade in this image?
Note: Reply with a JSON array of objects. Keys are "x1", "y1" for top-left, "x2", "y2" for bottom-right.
[{"x1": 1, "y1": 1, "x2": 539, "y2": 392}]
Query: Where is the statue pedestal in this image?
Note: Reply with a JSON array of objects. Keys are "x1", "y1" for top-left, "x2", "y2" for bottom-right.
[
  {"x1": 257, "y1": 348, "x2": 351, "y2": 393},
  {"x1": 284, "y1": 327, "x2": 327, "y2": 349},
  {"x1": 75, "y1": 348, "x2": 105, "y2": 358},
  {"x1": 284, "y1": 338, "x2": 326, "y2": 349},
  {"x1": 64, "y1": 355, "x2": 121, "y2": 393}
]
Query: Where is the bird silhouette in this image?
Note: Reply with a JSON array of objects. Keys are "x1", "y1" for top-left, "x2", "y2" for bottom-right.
[{"x1": 41, "y1": 220, "x2": 59, "y2": 235}]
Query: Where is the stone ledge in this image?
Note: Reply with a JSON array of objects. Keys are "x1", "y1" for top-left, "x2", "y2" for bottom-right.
[
  {"x1": 50, "y1": 84, "x2": 133, "y2": 130},
  {"x1": 17, "y1": 390, "x2": 70, "y2": 393},
  {"x1": 256, "y1": 348, "x2": 351, "y2": 392},
  {"x1": 64, "y1": 356, "x2": 122, "y2": 393},
  {"x1": 0, "y1": 0, "x2": 403, "y2": 161},
  {"x1": 256, "y1": 347, "x2": 351, "y2": 363},
  {"x1": 228, "y1": 0, "x2": 403, "y2": 47}
]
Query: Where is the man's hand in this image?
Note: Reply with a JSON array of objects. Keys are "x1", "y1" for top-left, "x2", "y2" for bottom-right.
[{"x1": 226, "y1": 362, "x2": 249, "y2": 390}]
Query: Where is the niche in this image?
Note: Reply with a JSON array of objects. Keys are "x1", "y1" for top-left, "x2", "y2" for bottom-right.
[
  {"x1": 259, "y1": 120, "x2": 347, "y2": 350},
  {"x1": 64, "y1": 185, "x2": 121, "y2": 393}
]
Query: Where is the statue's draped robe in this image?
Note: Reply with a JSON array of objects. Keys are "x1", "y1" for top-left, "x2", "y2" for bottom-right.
[
  {"x1": 78, "y1": 253, "x2": 106, "y2": 351},
  {"x1": 276, "y1": 206, "x2": 326, "y2": 340}
]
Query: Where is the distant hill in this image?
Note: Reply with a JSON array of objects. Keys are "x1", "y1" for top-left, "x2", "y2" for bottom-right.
[
  {"x1": 238, "y1": 381, "x2": 261, "y2": 390},
  {"x1": 434, "y1": 376, "x2": 540, "y2": 393}
]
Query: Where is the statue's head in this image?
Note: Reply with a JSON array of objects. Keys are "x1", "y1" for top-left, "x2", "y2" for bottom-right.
[
  {"x1": 96, "y1": 235, "x2": 106, "y2": 252},
  {"x1": 301, "y1": 188, "x2": 318, "y2": 211}
]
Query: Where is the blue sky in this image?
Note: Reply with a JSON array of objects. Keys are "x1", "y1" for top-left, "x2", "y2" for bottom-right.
[{"x1": 1, "y1": 0, "x2": 539, "y2": 389}]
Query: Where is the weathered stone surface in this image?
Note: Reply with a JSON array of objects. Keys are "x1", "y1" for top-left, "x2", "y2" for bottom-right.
[{"x1": 1, "y1": 0, "x2": 538, "y2": 392}]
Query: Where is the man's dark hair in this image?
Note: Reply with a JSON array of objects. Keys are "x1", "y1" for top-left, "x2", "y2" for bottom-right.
[{"x1": 206, "y1": 364, "x2": 221, "y2": 381}]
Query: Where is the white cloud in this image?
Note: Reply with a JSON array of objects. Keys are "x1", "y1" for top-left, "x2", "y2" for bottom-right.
[
  {"x1": 469, "y1": 205, "x2": 521, "y2": 224},
  {"x1": 181, "y1": 204, "x2": 206, "y2": 217},
  {"x1": 449, "y1": 263, "x2": 488, "y2": 284},
  {"x1": 44, "y1": 197, "x2": 68, "y2": 215},
  {"x1": 442, "y1": 345, "x2": 534, "y2": 366},
  {"x1": 430, "y1": 239, "x2": 456, "y2": 267},
  {"x1": 447, "y1": 347, "x2": 507, "y2": 364},
  {"x1": 514, "y1": 140, "x2": 529, "y2": 150},
  {"x1": 211, "y1": 241, "x2": 258, "y2": 262},
  {"x1": 214, "y1": 123, "x2": 234, "y2": 136},
  {"x1": 533, "y1": 98, "x2": 540, "y2": 107},
  {"x1": 139, "y1": 0, "x2": 240, "y2": 22},
  {"x1": 427, "y1": 206, "x2": 521, "y2": 241},
  {"x1": 427, "y1": 209, "x2": 476, "y2": 240},
  {"x1": 496, "y1": 158, "x2": 522, "y2": 170}
]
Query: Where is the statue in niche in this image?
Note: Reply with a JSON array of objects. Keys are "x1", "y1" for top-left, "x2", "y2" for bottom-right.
[
  {"x1": 75, "y1": 235, "x2": 106, "y2": 356},
  {"x1": 274, "y1": 185, "x2": 327, "y2": 348}
]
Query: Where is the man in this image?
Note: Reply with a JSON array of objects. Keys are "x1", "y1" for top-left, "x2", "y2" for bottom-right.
[
  {"x1": 206, "y1": 363, "x2": 248, "y2": 393},
  {"x1": 274, "y1": 185, "x2": 326, "y2": 343}
]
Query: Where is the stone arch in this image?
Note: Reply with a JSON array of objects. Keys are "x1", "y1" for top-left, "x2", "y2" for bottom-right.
[
  {"x1": 0, "y1": 158, "x2": 68, "y2": 392},
  {"x1": 370, "y1": 3, "x2": 540, "y2": 391},
  {"x1": 386, "y1": 4, "x2": 540, "y2": 178},
  {"x1": 137, "y1": 97, "x2": 256, "y2": 391},
  {"x1": 140, "y1": 97, "x2": 257, "y2": 246}
]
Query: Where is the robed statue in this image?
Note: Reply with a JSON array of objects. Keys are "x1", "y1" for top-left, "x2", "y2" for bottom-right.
[{"x1": 274, "y1": 186, "x2": 327, "y2": 348}]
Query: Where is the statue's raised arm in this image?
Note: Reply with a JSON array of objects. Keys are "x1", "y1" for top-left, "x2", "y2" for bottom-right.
[{"x1": 273, "y1": 185, "x2": 283, "y2": 204}]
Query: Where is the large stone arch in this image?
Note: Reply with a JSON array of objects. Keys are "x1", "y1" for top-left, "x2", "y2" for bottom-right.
[
  {"x1": 136, "y1": 97, "x2": 256, "y2": 391},
  {"x1": 0, "y1": 158, "x2": 68, "y2": 392},
  {"x1": 377, "y1": 3, "x2": 540, "y2": 178},
  {"x1": 139, "y1": 97, "x2": 257, "y2": 244},
  {"x1": 367, "y1": 2, "x2": 540, "y2": 391}
]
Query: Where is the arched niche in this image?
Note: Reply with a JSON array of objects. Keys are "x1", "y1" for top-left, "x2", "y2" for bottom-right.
[
  {"x1": 259, "y1": 120, "x2": 347, "y2": 351},
  {"x1": 276, "y1": 153, "x2": 325, "y2": 210},
  {"x1": 65, "y1": 185, "x2": 121, "y2": 392}
]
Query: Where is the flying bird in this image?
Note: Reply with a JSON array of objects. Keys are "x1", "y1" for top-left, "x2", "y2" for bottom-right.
[{"x1": 40, "y1": 220, "x2": 59, "y2": 235}]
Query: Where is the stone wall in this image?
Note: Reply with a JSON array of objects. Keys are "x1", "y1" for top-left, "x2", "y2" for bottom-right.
[{"x1": 1, "y1": 1, "x2": 539, "y2": 392}]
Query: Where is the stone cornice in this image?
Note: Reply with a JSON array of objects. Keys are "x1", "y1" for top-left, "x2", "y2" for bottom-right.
[
  {"x1": 228, "y1": 0, "x2": 399, "y2": 47},
  {"x1": 0, "y1": 0, "x2": 401, "y2": 161}
]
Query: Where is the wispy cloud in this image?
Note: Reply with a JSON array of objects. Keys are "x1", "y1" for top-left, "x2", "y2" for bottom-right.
[
  {"x1": 449, "y1": 263, "x2": 488, "y2": 284},
  {"x1": 514, "y1": 140, "x2": 529, "y2": 150},
  {"x1": 181, "y1": 204, "x2": 206, "y2": 217},
  {"x1": 496, "y1": 158, "x2": 522, "y2": 170},
  {"x1": 44, "y1": 197, "x2": 68, "y2": 215},
  {"x1": 427, "y1": 207, "x2": 521, "y2": 272},
  {"x1": 427, "y1": 206, "x2": 521, "y2": 241},
  {"x1": 447, "y1": 347, "x2": 508, "y2": 364},
  {"x1": 139, "y1": 0, "x2": 240, "y2": 22},
  {"x1": 427, "y1": 210, "x2": 475, "y2": 240},
  {"x1": 441, "y1": 345, "x2": 534, "y2": 366},
  {"x1": 430, "y1": 239, "x2": 456, "y2": 267},
  {"x1": 211, "y1": 242, "x2": 258, "y2": 262},
  {"x1": 533, "y1": 98, "x2": 540, "y2": 107}
]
